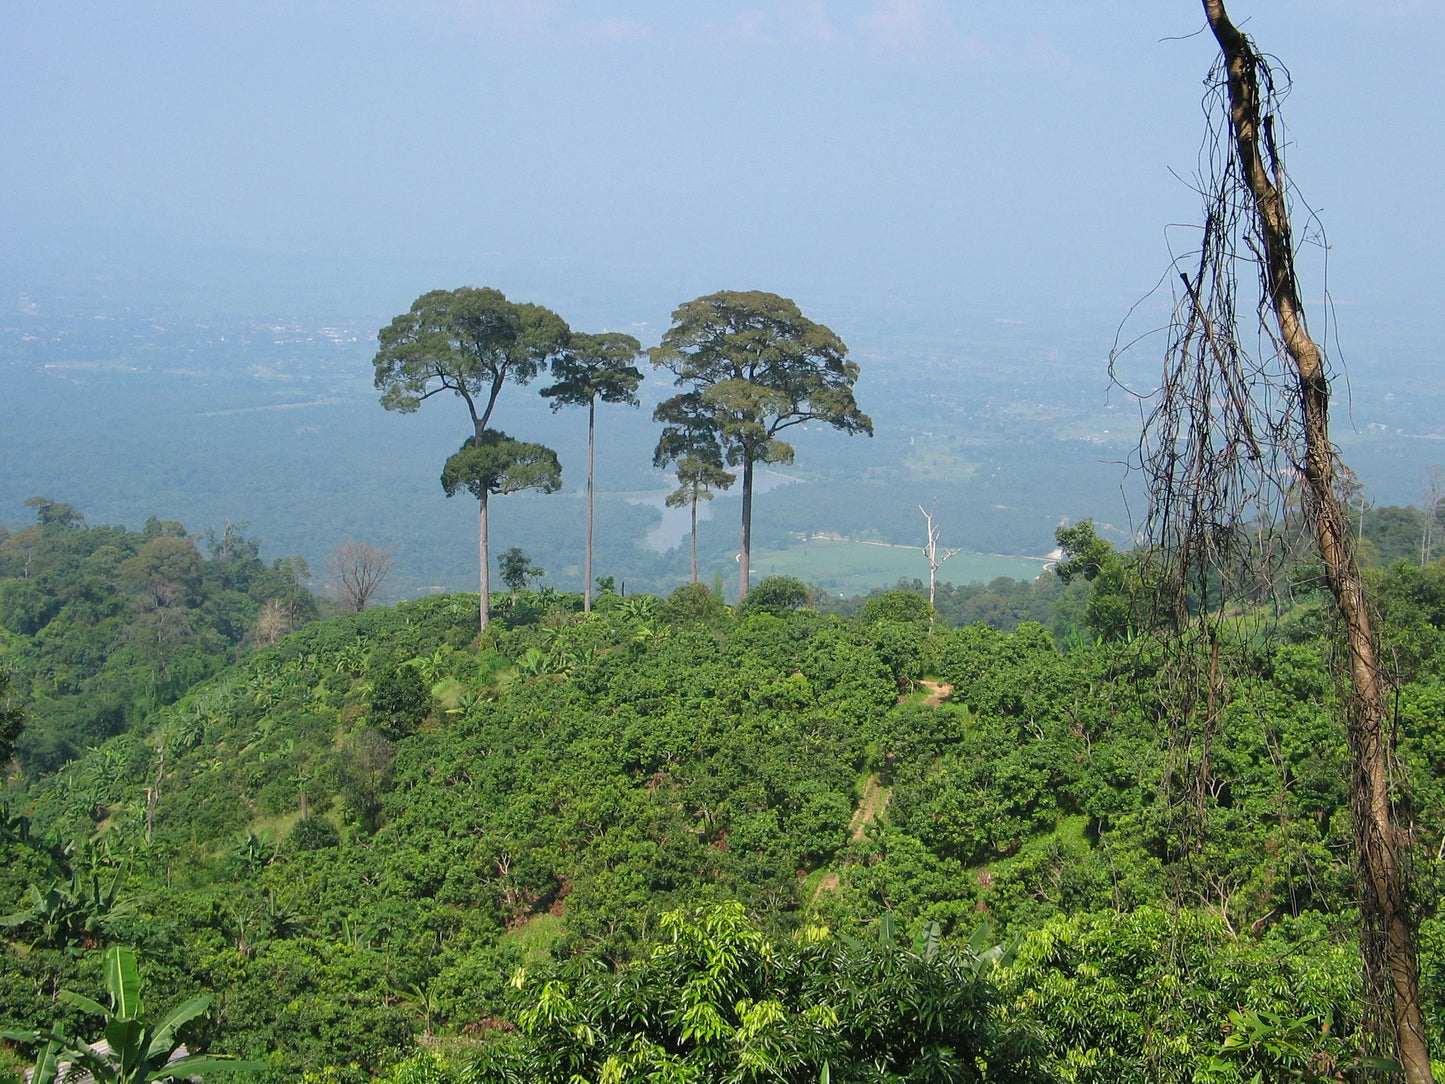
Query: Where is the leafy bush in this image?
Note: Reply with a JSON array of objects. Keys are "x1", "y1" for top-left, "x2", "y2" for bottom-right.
[
  {"x1": 288, "y1": 817, "x2": 340, "y2": 851},
  {"x1": 369, "y1": 665, "x2": 430, "y2": 739},
  {"x1": 738, "y1": 576, "x2": 809, "y2": 616}
]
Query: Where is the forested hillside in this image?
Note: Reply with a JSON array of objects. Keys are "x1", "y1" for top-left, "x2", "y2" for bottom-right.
[
  {"x1": 4, "y1": 501, "x2": 1445, "y2": 1081},
  {"x1": 0, "y1": 503, "x2": 314, "y2": 777}
]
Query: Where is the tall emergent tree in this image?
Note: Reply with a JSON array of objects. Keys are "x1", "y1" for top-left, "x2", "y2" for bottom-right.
[
  {"x1": 541, "y1": 332, "x2": 643, "y2": 611},
  {"x1": 373, "y1": 287, "x2": 570, "y2": 631},
  {"x1": 653, "y1": 392, "x2": 735, "y2": 583},
  {"x1": 440, "y1": 431, "x2": 562, "y2": 629},
  {"x1": 1131, "y1": 4, "x2": 1433, "y2": 1078},
  {"x1": 651, "y1": 291, "x2": 871, "y2": 602}
]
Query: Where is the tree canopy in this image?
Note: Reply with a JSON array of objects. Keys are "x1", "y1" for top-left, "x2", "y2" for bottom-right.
[
  {"x1": 539, "y1": 331, "x2": 643, "y2": 414},
  {"x1": 375, "y1": 287, "x2": 570, "y2": 631},
  {"x1": 439, "y1": 431, "x2": 562, "y2": 503},
  {"x1": 373, "y1": 287, "x2": 569, "y2": 438},
  {"x1": 0, "y1": 665, "x2": 23, "y2": 770}
]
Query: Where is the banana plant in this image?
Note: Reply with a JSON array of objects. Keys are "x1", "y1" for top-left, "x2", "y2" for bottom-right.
[
  {"x1": 410, "y1": 647, "x2": 451, "y2": 686},
  {"x1": 2, "y1": 945, "x2": 260, "y2": 1082},
  {"x1": 0, "y1": 865, "x2": 126, "y2": 949},
  {"x1": 617, "y1": 594, "x2": 660, "y2": 624}
]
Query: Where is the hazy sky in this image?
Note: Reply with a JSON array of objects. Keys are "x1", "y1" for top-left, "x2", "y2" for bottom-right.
[{"x1": 4, "y1": 2, "x2": 1442, "y2": 332}]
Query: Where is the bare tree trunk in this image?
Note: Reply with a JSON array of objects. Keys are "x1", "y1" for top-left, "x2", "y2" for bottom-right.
[
  {"x1": 690, "y1": 497, "x2": 699, "y2": 583},
  {"x1": 478, "y1": 489, "x2": 490, "y2": 633},
  {"x1": 1203, "y1": 4, "x2": 1432, "y2": 1078},
  {"x1": 584, "y1": 397, "x2": 596, "y2": 612},
  {"x1": 738, "y1": 459, "x2": 754, "y2": 603}
]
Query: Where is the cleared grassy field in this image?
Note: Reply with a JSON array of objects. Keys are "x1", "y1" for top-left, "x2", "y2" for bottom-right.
[{"x1": 751, "y1": 537, "x2": 1050, "y2": 596}]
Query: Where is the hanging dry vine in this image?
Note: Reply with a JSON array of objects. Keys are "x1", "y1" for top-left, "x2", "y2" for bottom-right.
[
  {"x1": 1109, "y1": 6, "x2": 1433, "y2": 1079},
  {"x1": 1107, "y1": 31, "x2": 1306, "y2": 925},
  {"x1": 1111, "y1": 40, "x2": 1320, "y2": 633}
]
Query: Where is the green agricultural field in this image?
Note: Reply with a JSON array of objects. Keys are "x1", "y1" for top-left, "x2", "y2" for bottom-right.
[{"x1": 751, "y1": 536, "x2": 1049, "y2": 596}]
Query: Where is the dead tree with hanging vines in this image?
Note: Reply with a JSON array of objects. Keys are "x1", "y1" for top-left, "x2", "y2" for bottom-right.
[{"x1": 1110, "y1": 2, "x2": 1433, "y2": 1079}]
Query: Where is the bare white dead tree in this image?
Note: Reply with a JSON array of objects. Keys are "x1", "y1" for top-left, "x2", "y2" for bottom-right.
[
  {"x1": 919, "y1": 502, "x2": 961, "y2": 618},
  {"x1": 328, "y1": 541, "x2": 394, "y2": 612}
]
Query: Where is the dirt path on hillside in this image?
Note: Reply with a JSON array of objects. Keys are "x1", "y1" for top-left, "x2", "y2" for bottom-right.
[
  {"x1": 918, "y1": 680, "x2": 952, "y2": 706},
  {"x1": 848, "y1": 774, "x2": 892, "y2": 841},
  {"x1": 813, "y1": 775, "x2": 893, "y2": 904},
  {"x1": 815, "y1": 686, "x2": 949, "y2": 903}
]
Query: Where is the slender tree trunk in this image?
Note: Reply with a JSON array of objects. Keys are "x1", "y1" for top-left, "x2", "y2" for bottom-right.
[
  {"x1": 738, "y1": 459, "x2": 754, "y2": 603},
  {"x1": 478, "y1": 489, "x2": 490, "y2": 633},
  {"x1": 690, "y1": 496, "x2": 699, "y2": 583},
  {"x1": 584, "y1": 397, "x2": 596, "y2": 612},
  {"x1": 1203, "y1": 4, "x2": 1432, "y2": 1078},
  {"x1": 145, "y1": 742, "x2": 163, "y2": 844},
  {"x1": 1422, "y1": 468, "x2": 1442, "y2": 567}
]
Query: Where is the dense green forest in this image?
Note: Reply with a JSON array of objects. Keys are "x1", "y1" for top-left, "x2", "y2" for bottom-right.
[{"x1": 4, "y1": 498, "x2": 1445, "y2": 1082}]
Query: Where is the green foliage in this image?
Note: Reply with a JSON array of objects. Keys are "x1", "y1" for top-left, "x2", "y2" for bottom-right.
[
  {"x1": 375, "y1": 287, "x2": 570, "y2": 630},
  {"x1": 1052, "y1": 520, "x2": 1149, "y2": 642},
  {"x1": 1002, "y1": 909, "x2": 1363, "y2": 1084},
  {"x1": 0, "y1": 863, "x2": 125, "y2": 949},
  {"x1": 653, "y1": 392, "x2": 736, "y2": 507},
  {"x1": 1197, "y1": 1007, "x2": 1397, "y2": 1083},
  {"x1": 868, "y1": 618, "x2": 934, "y2": 691},
  {"x1": 287, "y1": 817, "x2": 339, "y2": 851},
  {"x1": 660, "y1": 582, "x2": 731, "y2": 627},
  {"x1": 540, "y1": 331, "x2": 643, "y2": 412},
  {"x1": 651, "y1": 291, "x2": 873, "y2": 470},
  {"x1": 3, "y1": 559, "x2": 1442, "y2": 1079},
  {"x1": 1357, "y1": 503, "x2": 1444, "y2": 567},
  {"x1": 830, "y1": 574, "x2": 1079, "y2": 641},
  {"x1": 0, "y1": 505, "x2": 317, "y2": 777},
  {"x1": 333, "y1": 728, "x2": 396, "y2": 834},
  {"x1": 651, "y1": 290, "x2": 872, "y2": 599},
  {"x1": 859, "y1": 589, "x2": 934, "y2": 626},
  {"x1": 0, "y1": 664, "x2": 23, "y2": 769},
  {"x1": 24, "y1": 498, "x2": 84, "y2": 532},
  {"x1": 858, "y1": 591, "x2": 940, "y2": 689},
  {"x1": 1053, "y1": 520, "x2": 1116, "y2": 585}
]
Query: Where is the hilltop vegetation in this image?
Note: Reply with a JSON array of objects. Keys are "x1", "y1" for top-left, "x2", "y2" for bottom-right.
[{"x1": 3, "y1": 502, "x2": 1445, "y2": 1081}]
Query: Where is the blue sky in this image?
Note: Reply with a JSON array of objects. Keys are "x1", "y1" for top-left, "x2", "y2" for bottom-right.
[{"x1": 4, "y1": 2, "x2": 1442, "y2": 335}]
